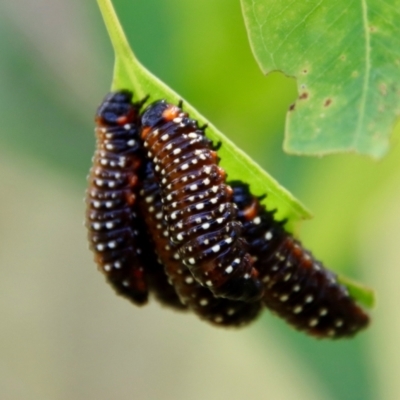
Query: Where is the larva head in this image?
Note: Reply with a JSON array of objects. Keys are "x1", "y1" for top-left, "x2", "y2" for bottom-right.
[{"x1": 95, "y1": 90, "x2": 136, "y2": 126}]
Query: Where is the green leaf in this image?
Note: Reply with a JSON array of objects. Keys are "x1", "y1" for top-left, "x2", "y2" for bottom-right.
[
  {"x1": 338, "y1": 274, "x2": 375, "y2": 309},
  {"x1": 97, "y1": 0, "x2": 311, "y2": 229},
  {"x1": 241, "y1": 0, "x2": 400, "y2": 159},
  {"x1": 96, "y1": 0, "x2": 375, "y2": 307}
]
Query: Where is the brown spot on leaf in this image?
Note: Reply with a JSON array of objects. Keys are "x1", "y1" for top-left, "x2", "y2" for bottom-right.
[
  {"x1": 369, "y1": 26, "x2": 377, "y2": 33},
  {"x1": 340, "y1": 54, "x2": 346, "y2": 61},
  {"x1": 379, "y1": 83, "x2": 387, "y2": 96},
  {"x1": 303, "y1": 69, "x2": 308, "y2": 74},
  {"x1": 324, "y1": 99, "x2": 332, "y2": 107},
  {"x1": 299, "y1": 92, "x2": 308, "y2": 100},
  {"x1": 289, "y1": 103, "x2": 296, "y2": 111}
]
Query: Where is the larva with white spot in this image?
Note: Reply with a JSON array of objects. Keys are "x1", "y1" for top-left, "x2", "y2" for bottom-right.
[
  {"x1": 231, "y1": 182, "x2": 370, "y2": 338},
  {"x1": 140, "y1": 100, "x2": 263, "y2": 302},
  {"x1": 86, "y1": 91, "x2": 150, "y2": 305},
  {"x1": 139, "y1": 161, "x2": 261, "y2": 326}
]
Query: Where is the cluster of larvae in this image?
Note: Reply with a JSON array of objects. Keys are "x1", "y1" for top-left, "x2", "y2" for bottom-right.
[{"x1": 86, "y1": 90, "x2": 369, "y2": 338}]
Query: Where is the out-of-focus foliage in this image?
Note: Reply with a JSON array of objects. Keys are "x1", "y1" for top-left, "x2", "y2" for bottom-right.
[
  {"x1": 242, "y1": 0, "x2": 400, "y2": 158},
  {"x1": 0, "y1": 1, "x2": 399, "y2": 400}
]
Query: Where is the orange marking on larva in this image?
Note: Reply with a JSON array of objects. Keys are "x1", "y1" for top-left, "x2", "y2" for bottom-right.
[
  {"x1": 141, "y1": 126, "x2": 152, "y2": 139},
  {"x1": 242, "y1": 199, "x2": 258, "y2": 221},
  {"x1": 210, "y1": 151, "x2": 218, "y2": 162},
  {"x1": 217, "y1": 166, "x2": 226, "y2": 179},
  {"x1": 129, "y1": 174, "x2": 139, "y2": 187},
  {"x1": 116, "y1": 115, "x2": 129, "y2": 125},
  {"x1": 162, "y1": 105, "x2": 180, "y2": 121},
  {"x1": 226, "y1": 185, "x2": 233, "y2": 196},
  {"x1": 126, "y1": 193, "x2": 136, "y2": 206}
]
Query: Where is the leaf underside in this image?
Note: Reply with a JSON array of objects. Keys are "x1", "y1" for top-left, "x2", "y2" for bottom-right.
[
  {"x1": 96, "y1": 0, "x2": 375, "y2": 308},
  {"x1": 241, "y1": 0, "x2": 400, "y2": 159}
]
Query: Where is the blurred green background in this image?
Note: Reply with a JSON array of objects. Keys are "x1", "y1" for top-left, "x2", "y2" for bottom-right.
[{"x1": 1, "y1": 1, "x2": 399, "y2": 399}]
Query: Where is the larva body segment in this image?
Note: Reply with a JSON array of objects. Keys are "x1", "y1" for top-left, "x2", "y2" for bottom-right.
[
  {"x1": 140, "y1": 100, "x2": 263, "y2": 302},
  {"x1": 86, "y1": 90, "x2": 149, "y2": 305},
  {"x1": 231, "y1": 182, "x2": 370, "y2": 338},
  {"x1": 139, "y1": 161, "x2": 261, "y2": 326}
]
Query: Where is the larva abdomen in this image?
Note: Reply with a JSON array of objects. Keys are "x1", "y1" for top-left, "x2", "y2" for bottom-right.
[
  {"x1": 139, "y1": 161, "x2": 261, "y2": 326},
  {"x1": 231, "y1": 181, "x2": 369, "y2": 338}
]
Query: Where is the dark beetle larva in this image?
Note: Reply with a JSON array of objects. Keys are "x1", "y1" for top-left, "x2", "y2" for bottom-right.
[
  {"x1": 231, "y1": 181, "x2": 370, "y2": 338},
  {"x1": 139, "y1": 161, "x2": 261, "y2": 326},
  {"x1": 86, "y1": 90, "x2": 150, "y2": 305},
  {"x1": 140, "y1": 101, "x2": 263, "y2": 302},
  {"x1": 87, "y1": 90, "x2": 188, "y2": 309}
]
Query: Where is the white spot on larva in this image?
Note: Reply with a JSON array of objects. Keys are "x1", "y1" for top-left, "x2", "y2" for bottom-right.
[
  {"x1": 105, "y1": 201, "x2": 113, "y2": 208},
  {"x1": 166, "y1": 194, "x2": 173, "y2": 201},
  {"x1": 204, "y1": 166, "x2": 212, "y2": 174},
  {"x1": 188, "y1": 132, "x2": 197, "y2": 139},
  {"x1": 280, "y1": 294, "x2": 289, "y2": 302},
  {"x1": 216, "y1": 217, "x2": 224, "y2": 224},
  {"x1": 166, "y1": 143, "x2": 173, "y2": 150},
  {"x1": 203, "y1": 178, "x2": 210, "y2": 185},
  {"x1": 185, "y1": 276, "x2": 194, "y2": 284},
  {"x1": 195, "y1": 217, "x2": 202, "y2": 224},
  {"x1": 327, "y1": 329, "x2": 336, "y2": 337},
  {"x1": 108, "y1": 241, "x2": 117, "y2": 249},
  {"x1": 292, "y1": 284, "x2": 300, "y2": 292},
  {"x1": 212, "y1": 244, "x2": 221, "y2": 253},
  {"x1": 127, "y1": 139, "x2": 135, "y2": 146},
  {"x1": 244, "y1": 273, "x2": 250, "y2": 279},
  {"x1": 203, "y1": 239, "x2": 209, "y2": 245},
  {"x1": 149, "y1": 206, "x2": 155, "y2": 213},
  {"x1": 177, "y1": 233, "x2": 184, "y2": 241},
  {"x1": 210, "y1": 197, "x2": 218, "y2": 204},
  {"x1": 196, "y1": 203, "x2": 204, "y2": 210},
  {"x1": 95, "y1": 179, "x2": 104, "y2": 187},
  {"x1": 225, "y1": 237, "x2": 233, "y2": 244},
  {"x1": 319, "y1": 308, "x2": 328, "y2": 316},
  {"x1": 271, "y1": 265, "x2": 278, "y2": 271},
  {"x1": 114, "y1": 261, "x2": 121, "y2": 269},
  {"x1": 227, "y1": 308, "x2": 236, "y2": 316},
  {"x1": 108, "y1": 181, "x2": 116, "y2": 188},
  {"x1": 206, "y1": 280, "x2": 213, "y2": 287},
  {"x1": 176, "y1": 221, "x2": 183, "y2": 229},
  {"x1": 104, "y1": 264, "x2": 111, "y2": 272},
  {"x1": 284, "y1": 273, "x2": 291, "y2": 281},
  {"x1": 122, "y1": 280, "x2": 129, "y2": 287},
  {"x1": 199, "y1": 298, "x2": 209, "y2": 306},
  {"x1": 173, "y1": 253, "x2": 180, "y2": 260},
  {"x1": 153, "y1": 129, "x2": 159, "y2": 136},
  {"x1": 265, "y1": 231, "x2": 273, "y2": 240},
  {"x1": 253, "y1": 217, "x2": 261, "y2": 225},
  {"x1": 145, "y1": 196, "x2": 154, "y2": 203},
  {"x1": 211, "y1": 186, "x2": 219, "y2": 193},
  {"x1": 305, "y1": 295, "x2": 314, "y2": 303},
  {"x1": 309, "y1": 318, "x2": 319, "y2": 327},
  {"x1": 105, "y1": 143, "x2": 114, "y2": 150},
  {"x1": 199, "y1": 154, "x2": 207, "y2": 160},
  {"x1": 173, "y1": 117, "x2": 182, "y2": 123},
  {"x1": 214, "y1": 316, "x2": 223, "y2": 323},
  {"x1": 96, "y1": 244, "x2": 105, "y2": 251},
  {"x1": 225, "y1": 266, "x2": 233, "y2": 274},
  {"x1": 190, "y1": 184, "x2": 198, "y2": 191},
  {"x1": 100, "y1": 159, "x2": 107, "y2": 166},
  {"x1": 171, "y1": 201, "x2": 177, "y2": 208},
  {"x1": 262, "y1": 275, "x2": 270, "y2": 282},
  {"x1": 293, "y1": 305, "x2": 303, "y2": 314},
  {"x1": 171, "y1": 211, "x2": 178, "y2": 220},
  {"x1": 173, "y1": 158, "x2": 180, "y2": 164},
  {"x1": 173, "y1": 148, "x2": 181, "y2": 155},
  {"x1": 124, "y1": 124, "x2": 131, "y2": 130},
  {"x1": 105, "y1": 222, "x2": 114, "y2": 229},
  {"x1": 202, "y1": 223, "x2": 210, "y2": 230},
  {"x1": 92, "y1": 222, "x2": 101, "y2": 230},
  {"x1": 181, "y1": 163, "x2": 189, "y2": 170},
  {"x1": 191, "y1": 159, "x2": 198, "y2": 165},
  {"x1": 335, "y1": 319, "x2": 343, "y2": 327},
  {"x1": 161, "y1": 133, "x2": 169, "y2": 141},
  {"x1": 219, "y1": 204, "x2": 225, "y2": 212}
]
